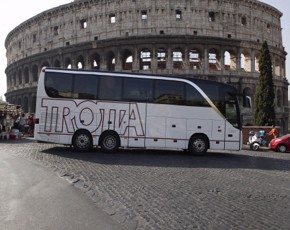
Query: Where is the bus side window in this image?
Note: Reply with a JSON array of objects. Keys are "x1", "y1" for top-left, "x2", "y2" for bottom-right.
[
  {"x1": 154, "y1": 80, "x2": 185, "y2": 105},
  {"x1": 74, "y1": 74, "x2": 98, "y2": 99},
  {"x1": 185, "y1": 84, "x2": 209, "y2": 107},
  {"x1": 45, "y1": 73, "x2": 73, "y2": 98},
  {"x1": 123, "y1": 78, "x2": 153, "y2": 102},
  {"x1": 99, "y1": 76, "x2": 122, "y2": 100}
]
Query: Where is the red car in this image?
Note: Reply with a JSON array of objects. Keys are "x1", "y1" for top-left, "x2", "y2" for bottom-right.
[{"x1": 269, "y1": 134, "x2": 290, "y2": 152}]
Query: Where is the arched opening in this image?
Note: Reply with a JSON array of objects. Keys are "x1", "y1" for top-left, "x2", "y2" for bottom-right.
[
  {"x1": 157, "y1": 48, "x2": 166, "y2": 69},
  {"x1": 208, "y1": 48, "x2": 220, "y2": 70},
  {"x1": 32, "y1": 65, "x2": 38, "y2": 82},
  {"x1": 277, "y1": 89, "x2": 282, "y2": 107},
  {"x1": 77, "y1": 55, "x2": 85, "y2": 69},
  {"x1": 122, "y1": 49, "x2": 133, "y2": 70},
  {"x1": 140, "y1": 48, "x2": 151, "y2": 70},
  {"x1": 91, "y1": 53, "x2": 101, "y2": 70},
  {"x1": 189, "y1": 49, "x2": 201, "y2": 70},
  {"x1": 243, "y1": 87, "x2": 252, "y2": 107},
  {"x1": 240, "y1": 51, "x2": 251, "y2": 72},
  {"x1": 54, "y1": 59, "x2": 61, "y2": 68},
  {"x1": 172, "y1": 47, "x2": 183, "y2": 70},
  {"x1": 31, "y1": 95, "x2": 37, "y2": 113},
  {"x1": 65, "y1": 58, "x2": 72, "y2": 69},
  {"x1": 224, "y1": 50, "x2": 236, "y2": 70},
  {"x1": 107, "y1": 51, "x2": 115, "y2": 71},
  {"x1": 274, "y1": 57, "x2": 280, "y2": 77},
  {"x1": 23, "y1": 97, "x2": 29, "y2": 113},
  {"x1": 18, "y1": 70, "x2": 22, "y2": 85},
  {"x1": 254, "y1": 53, "x2": 260, "y2": 72},
  {"x1": 24, "y1": 67, "x2": 29, "y2": 83}
]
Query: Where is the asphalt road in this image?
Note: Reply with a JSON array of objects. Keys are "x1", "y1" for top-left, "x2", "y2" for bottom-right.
[
  {"x1": 1, "y1": 138, "x2": 290, "y2": 229},
  {"x1": 0, "y1": 148, "x2": 124, "y2": 230}
]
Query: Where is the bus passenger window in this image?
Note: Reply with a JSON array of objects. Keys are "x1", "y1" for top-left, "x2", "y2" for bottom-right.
[
  {"x1": 123, "y1": 78, "x2": 153, "y2": 102},
  {"x1": 45, "y1": 73, "x2": 73, "y2": 98},
  {"x1": 99, "y1": 76, "x2": 122, "y2": 100},
  {"x1": 185, "y1": 84, "x2": 209, "y2": 107},
  {"x1": 74, "y1": 75, "x2": 98, "y2": 99},
  {"x1": 154, "y1": 80, "x2": 185, "y2": 105}
]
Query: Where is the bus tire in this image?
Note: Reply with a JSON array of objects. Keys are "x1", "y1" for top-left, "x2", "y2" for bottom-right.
[
  {"x1": 72, "y1": 130, "x2": 93, "y2": 152},
  {"x1": 100, "y1": 131, "x2": 120, "y2": 153},
  {"x1": 188, "y1": 134, "x2": 208, "y2": 156}
]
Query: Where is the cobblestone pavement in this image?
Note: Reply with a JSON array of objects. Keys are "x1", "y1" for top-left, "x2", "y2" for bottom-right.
[{"x1": 1, "y1": 138, "x2": 290, "y2": 230}]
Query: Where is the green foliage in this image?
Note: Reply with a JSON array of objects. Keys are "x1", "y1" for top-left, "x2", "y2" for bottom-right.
[{"x1": 254, "y1": 41, "x2": 275, "y2": 126}]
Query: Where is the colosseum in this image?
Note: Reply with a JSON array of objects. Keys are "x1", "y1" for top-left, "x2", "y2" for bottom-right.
[{"x1": 4, "y1": 0, "x2": 288, "y2": 132}]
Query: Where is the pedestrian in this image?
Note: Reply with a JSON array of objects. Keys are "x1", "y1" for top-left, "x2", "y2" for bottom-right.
[
  {"x1": 268, "y1": 125, "x2": 279, "y2": 139},
  {"x1": 28, "y1": 114, "x2": 35, "y2": 137},
  {"x1": 19, "y1": 113, "x2": 26, "y2": 136}
]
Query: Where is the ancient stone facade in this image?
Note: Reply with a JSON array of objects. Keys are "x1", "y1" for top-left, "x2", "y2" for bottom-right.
[{"x1": 4, "y1": 0, "x2": 289, "y2": 133}]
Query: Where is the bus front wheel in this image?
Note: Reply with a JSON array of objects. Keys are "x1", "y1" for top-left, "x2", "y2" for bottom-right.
[
  {"x1": 72, "y1": 130, "x2": 93, "y2": 152},
  {"x1": 100, "y1": 131, "x2": 120, "y2": 153},
  {"x1": 188, "y1": 135, "x2": 208, "y2": 156}
]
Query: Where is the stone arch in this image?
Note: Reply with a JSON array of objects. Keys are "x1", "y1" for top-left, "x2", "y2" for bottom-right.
[
  {"x1": 31, "y1": 95, "x2": 37, "y2": 113},
  {"x1": 157, "y1": 47, "x2": 167, "y2": 70},
  {"x1": 140, "y1": 48, "x2": 151, "y2": 70},
  {"x1": 106, "y1": 51, "x2": 115, "y2": 71},
  {"x1": 41, "y1": 61, "x2": 50, "y2": 69},
  {"x1": 65, "y1": 57, "x2": 72, "y2": 69},
  {"x1": 17, "y1": 69, "x2": 22, "y2": 85},
  {"x1": 121, "y1": 49, "x2": 133, "y2": 70},
  {"x1": 189, "y1": 48, "x2": 201, "y2": 70},
  {"x1": 13, "y1": 72, "x2": 16, "y2": 86},
  {"x1": 277, "y1": 89, "x2": 282, "y2": 107},
  {"x1": 254, "y1": 52, "x2": 260, "y2": 72},
  {"x1": 274, "y1": 57, "x2": 280, "y2": 76},
  {"x1": 240, "y1": 50, "x2": 251, "y2": 72},
  {"x1": 53, "y1": 59, "x2": 61, "y2": 67},
  {"x1": 172, "y1": 47, "x2": 184, "y2": 70},
  {"x1": 32, "y1": 65, "x2": 39, "y2": 82},
  {"x1": 76, "y1": 55, "x2": 85, "y2": 69},
  {"x1": 23, "y1": 96, "x2": 29, "y2": 113},
  {"x1": 17, "y1": 98, "x2": 22, "y2": 108},
  {"x1": 224, "y1": 49, "x2": 236, "y2": 70},
  {"x1": 208, "y1": 48, "x2": 220, "y2": 70},
  {"x1": 24, "y1": 67, "x2": 29, "y2": 83},
  {"x1": 90, "y1": 52, "x2": 101, "y2": 70},
  {"x1": 243, "y1": 87, "x2": 252, "y2": 107}
]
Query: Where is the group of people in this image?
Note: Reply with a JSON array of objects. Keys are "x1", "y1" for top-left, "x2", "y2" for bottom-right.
[{"x1": 14, "y1": 113, "x2": 35, "y2": 137}]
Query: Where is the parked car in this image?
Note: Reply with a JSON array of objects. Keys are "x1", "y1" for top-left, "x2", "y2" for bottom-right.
[{"x1": 269, "y1": 134, "x2": 290, "y2": 152}]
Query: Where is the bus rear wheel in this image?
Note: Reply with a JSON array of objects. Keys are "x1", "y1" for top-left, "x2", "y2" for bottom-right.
[
  {"x1": 188, "y1": 135, "x2": 208, "y2": 156},
  {"x1": 100, "y1": 131, "x2": 120, "y2": 153},
  {"x1": 72, "y1": 130, "x2": 93, "y2": 152}
]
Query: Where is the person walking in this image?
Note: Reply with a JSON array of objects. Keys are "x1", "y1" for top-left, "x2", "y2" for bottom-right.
[
  {"x1": 19, "y1": 113, "x2": 26, "y2": 136},
  {"x1": 268, "y1": 125, "x2": 279, "y2": 139}
]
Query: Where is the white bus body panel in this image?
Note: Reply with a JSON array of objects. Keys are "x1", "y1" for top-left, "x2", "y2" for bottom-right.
[{"x1": 35, "y1": 69, "x2": 242, "y2": 152}]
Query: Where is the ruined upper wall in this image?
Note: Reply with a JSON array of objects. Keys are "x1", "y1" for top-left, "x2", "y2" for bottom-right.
[{"x1": 5, "y1": 0, "x2": 283, "y2": 65}]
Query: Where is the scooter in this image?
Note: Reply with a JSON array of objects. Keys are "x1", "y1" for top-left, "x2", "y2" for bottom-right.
[{"x1": 248, "y1": 130, "x2": 267, "y2": 151}]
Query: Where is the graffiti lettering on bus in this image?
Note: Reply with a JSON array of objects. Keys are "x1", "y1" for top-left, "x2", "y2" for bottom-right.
[{"x1": 40, "y1": 99, "x2": 145, "y2": 136}]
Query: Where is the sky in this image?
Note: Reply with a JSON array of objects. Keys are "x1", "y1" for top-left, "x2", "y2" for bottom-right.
[{"x1": 0, "y1": 0, "x2": 289, "y2": 101}]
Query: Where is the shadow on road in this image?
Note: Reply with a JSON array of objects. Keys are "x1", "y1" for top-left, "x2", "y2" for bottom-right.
[{"x1": 40, "y1": 145, "x2": 290, "y2": 172}]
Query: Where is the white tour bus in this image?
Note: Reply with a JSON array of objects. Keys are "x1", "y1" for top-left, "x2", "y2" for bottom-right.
[{"x1": 35, "y1": 67, "x2": 245, "y2": 155}]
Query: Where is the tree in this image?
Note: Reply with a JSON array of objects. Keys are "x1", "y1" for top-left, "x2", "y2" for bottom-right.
[{"x1": 254, "y1": 41, "x2": 275, "y2": 126}]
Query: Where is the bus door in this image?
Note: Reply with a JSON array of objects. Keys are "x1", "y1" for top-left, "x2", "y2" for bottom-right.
[
  {"x1": 225, "y1": 123, "x2": 241, "y2": 150},
  {"x1": 211, "y1": 120, "x2": 226, "y2": 150},
  {"x1": 127, "y1": 102, "x2": 146, "y2": 148},
  {"x1": 224, "y1": 102, "x2": 241, "y2": 150}
]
